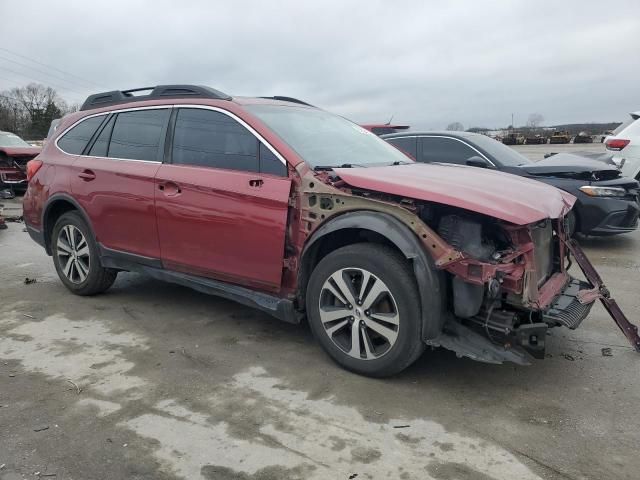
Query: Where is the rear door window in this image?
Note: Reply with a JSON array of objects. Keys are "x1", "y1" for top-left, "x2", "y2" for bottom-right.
[
  {"x1": 57, "y1": 115, "x2": 106, "y2": 154},
  {"x1": 107, "y1": 109, "x2": 170, "y2": 162},
  {"x1": 88, "y1": 115, "x2": 115, "y2": 157},
  {"x1": 171, "y1": 108, "x2": 259, "y2": 173},
  {"x1": 419, "y1": 136, "x2": 478, "y2": 164},
  {"x1": 387, "y1": 137, "x2": 417, "y2": 159}
]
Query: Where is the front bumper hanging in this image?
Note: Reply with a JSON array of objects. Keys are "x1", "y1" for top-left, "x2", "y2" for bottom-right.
[{"x1": 566, "y1": 239, "x2": 640, "y2": 352}]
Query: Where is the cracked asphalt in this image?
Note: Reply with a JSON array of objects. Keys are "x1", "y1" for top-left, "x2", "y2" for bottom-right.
[{"x1": 1, "y1": 144, "x2": 639, "y2": 480}]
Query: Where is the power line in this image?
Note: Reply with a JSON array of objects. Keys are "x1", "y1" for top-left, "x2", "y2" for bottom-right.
[
  {"x1": 0, "y1": 65, "x2": 86, "y2": 98},
  {"x1": 0, "y1": 47, "x2": 106, "y2": 90},
  {"x1": 0, "y1": 73, "x2": 22, "y2": 86},
  {"x1": 0, "y1": 54, "x2": 94, "y2": 91}
]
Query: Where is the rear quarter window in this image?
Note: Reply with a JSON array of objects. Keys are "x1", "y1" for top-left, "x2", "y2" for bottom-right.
[{"x1": 57, "y1": 116, "x2": 106, "y2": 154}]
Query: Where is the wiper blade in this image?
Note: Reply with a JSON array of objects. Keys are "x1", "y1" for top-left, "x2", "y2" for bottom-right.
[{"x1": 313, "y1": 163, "x2": 363, "y2": 171}]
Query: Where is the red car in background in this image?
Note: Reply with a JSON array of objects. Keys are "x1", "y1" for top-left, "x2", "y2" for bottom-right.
[
  {"x1": 360, "y1": 123, "x2": 410, "y2": 136},
  {"x1": 0, "y1": 131, "x2": 41, "y2": 193}
]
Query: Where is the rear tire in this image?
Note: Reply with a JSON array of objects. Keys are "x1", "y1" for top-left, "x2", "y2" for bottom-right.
[
  {"x1": 51, "y1": 211, "x2": 117, "y2": 295},
  {"x1": 306, "y1": 243, "x2": 424, "y2": 377}
]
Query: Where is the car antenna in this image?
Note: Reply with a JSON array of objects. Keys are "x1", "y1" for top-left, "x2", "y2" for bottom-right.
[{"x1": 386, "y1": 115, "x2": 394, "y2": 126}]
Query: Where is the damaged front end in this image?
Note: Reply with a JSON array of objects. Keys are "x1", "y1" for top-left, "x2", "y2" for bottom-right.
[
  {"x1": 296, "y1": 162, "x2": 639, "y2": 366},
  {"x1": 0, "y1": 151, "x2": 31, "y2": 190},
  {"x1": 425, "y1": 211, "x2": 640, "y2": 364}
]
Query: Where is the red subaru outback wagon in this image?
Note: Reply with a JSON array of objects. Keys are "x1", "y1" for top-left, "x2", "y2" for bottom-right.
[{"x1": 23, "y1": 85, "x2": 639, "y2": 376}]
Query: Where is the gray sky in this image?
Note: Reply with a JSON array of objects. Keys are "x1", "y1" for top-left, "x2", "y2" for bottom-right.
[{"x1": 1, "y1": 0, "x2": 638, "y2": 129}]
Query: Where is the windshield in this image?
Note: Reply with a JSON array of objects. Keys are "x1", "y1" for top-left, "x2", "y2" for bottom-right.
[
  {"x1": 0, "y1": 133, "x2": 31, "y2": 148},
  {"x1": 246, "y1": 105, "x2": 412, "y2": 168},
  {"x1": 471, "y1": 134, "x2": 533, "y2": 166}
]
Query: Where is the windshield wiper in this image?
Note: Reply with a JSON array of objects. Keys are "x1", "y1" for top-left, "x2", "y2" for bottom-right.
[
  {"x1": 391, "y1": 160, "x2": 412, "y2": 165},
  {"x1": 313, "y1": 163, "x2": 366, "y2": 171}
]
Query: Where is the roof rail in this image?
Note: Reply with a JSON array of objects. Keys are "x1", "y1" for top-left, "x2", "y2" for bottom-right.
[
  {"x1": 259, "y1": 96, "x2": 315, "y2": 107},
  {"x1": 79, "y1": 85, "x2": 232, "y2": 111}
]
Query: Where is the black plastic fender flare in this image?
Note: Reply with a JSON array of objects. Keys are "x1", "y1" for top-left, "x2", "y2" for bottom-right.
[
  {"x1": 301, "y1": 210, "x2": 445, "y2": 340},
  {"x1": 41, "y1": 193, "x2": 95, "y2": 256}
]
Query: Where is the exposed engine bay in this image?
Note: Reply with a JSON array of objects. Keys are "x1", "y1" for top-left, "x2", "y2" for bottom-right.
[{"x1": 418, "y1": 203, "x2": 639, "y2": 364}]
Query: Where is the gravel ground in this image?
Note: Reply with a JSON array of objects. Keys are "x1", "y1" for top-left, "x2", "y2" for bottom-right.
[{"x1": 1, "y1": 145, "x2": 638, "y2": 480}]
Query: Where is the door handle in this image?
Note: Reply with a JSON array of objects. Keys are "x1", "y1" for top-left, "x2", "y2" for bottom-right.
[
  {"x1": 249, "y1": 178, "x2": 264, "y2": 188},
  {"x1": 78, "y1": 169, "x2": 96, "y2": 181},
  {"x1": 158, "y1": 181, "x2": 182, "y2": 196}
]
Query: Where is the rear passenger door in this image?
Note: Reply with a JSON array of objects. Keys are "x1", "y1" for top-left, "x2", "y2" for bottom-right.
[
  {"x1": 68, "y1": 107, "x2": 170, "y2": 259},
  {"x1": 154, "y1": 107, "x2": 291, "y2": 291}
]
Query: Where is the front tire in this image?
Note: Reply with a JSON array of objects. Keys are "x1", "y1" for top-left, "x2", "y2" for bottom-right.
[
  {"x1": 566, "y1": 210, "x2": 578, "y2": 237},
  {"x1": 51, "y1": 211, "x2": 117, "y2": 295},
  {"x1": 306, "y1": 243, "x2": 424, "y2": 377}
]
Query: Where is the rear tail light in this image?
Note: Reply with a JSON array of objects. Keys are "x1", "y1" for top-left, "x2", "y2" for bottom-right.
[
  {"x1": 26, "y1": 159, "x2": 43, "y2": 181},
  {"x1": 605, "y1": 138, "x2": 630, "y2": 151}
]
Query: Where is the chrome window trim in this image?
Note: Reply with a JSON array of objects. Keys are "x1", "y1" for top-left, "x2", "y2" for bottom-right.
[
  {"x1": 54, "y1": 104, "x2": 287, "y2": 167},
  {"x1": 389, "y1": 134, "x2": 496, "y2": 167},
  {"x1": 54, "y1": 105, "x2": 170, "y2": 163}
]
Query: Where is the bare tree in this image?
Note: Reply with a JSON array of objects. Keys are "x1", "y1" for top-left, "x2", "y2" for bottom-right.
[
  {"x1": 526, "y1": 113, "x2": 544, "y2": 129},
  {"x1": 11, "y1": 84, "x2": 58, "y2": 118},
  {"x1": 446, "y1": 122, "x2": 464, "y2": 131},
  {"x1": 0, "y1": 83, "x2": 66, "y2": 138},
  {"x1": 0, "y1": 94, "x2": 26, "y2": 134}
]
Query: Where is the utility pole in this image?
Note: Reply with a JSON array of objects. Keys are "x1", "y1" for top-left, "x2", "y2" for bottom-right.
[{"x1": 511, "y1": 113, "x2": 514, "y2": 131}]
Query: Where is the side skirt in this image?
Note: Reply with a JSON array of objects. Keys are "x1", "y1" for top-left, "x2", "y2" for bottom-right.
[{"x1": 98, "y1": 245, "x2": 300, "y2": 325}]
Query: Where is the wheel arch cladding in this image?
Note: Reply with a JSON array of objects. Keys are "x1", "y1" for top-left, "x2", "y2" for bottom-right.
[
  {"x1": 42, "y1": 195, "x2": 93, "y2": 256},
  {"x1": 300, "y1": 210, "x2": 445, "y2": 339}
]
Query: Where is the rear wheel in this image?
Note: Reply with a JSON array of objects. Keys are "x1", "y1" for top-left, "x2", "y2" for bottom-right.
[
  {"x1": 52, "y1": 211, "x2": 117, "y2": 295},
  {"x1": 306, "y1": 243, "x2": 424, "y2": 377}
]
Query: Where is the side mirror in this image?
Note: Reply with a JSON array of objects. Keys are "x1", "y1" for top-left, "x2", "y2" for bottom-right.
[{"x1": 466, "y1": 156, "x2": 491, "y2": 168}]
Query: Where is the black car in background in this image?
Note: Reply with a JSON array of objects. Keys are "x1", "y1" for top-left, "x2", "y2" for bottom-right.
[{"x1": 382, "y1": 132, "x2": 640, "y2": 236}]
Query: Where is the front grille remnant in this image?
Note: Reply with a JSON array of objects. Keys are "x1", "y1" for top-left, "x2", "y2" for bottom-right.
[{"x1": 543, "y1": 279, "x2": 594, "y2": 329}]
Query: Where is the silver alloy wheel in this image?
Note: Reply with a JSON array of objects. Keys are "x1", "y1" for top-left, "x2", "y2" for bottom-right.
[
  {"x1": 56, "y1": 225, "x2": 90, "y2": 284},
  {"x1": 318, "y1": 268, "x2": 399, "y2": 360}
]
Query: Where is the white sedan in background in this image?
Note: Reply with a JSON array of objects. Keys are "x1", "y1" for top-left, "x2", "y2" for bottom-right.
[{"x1": 606, "y1": 111, "x2": 640, "y2": 180}]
